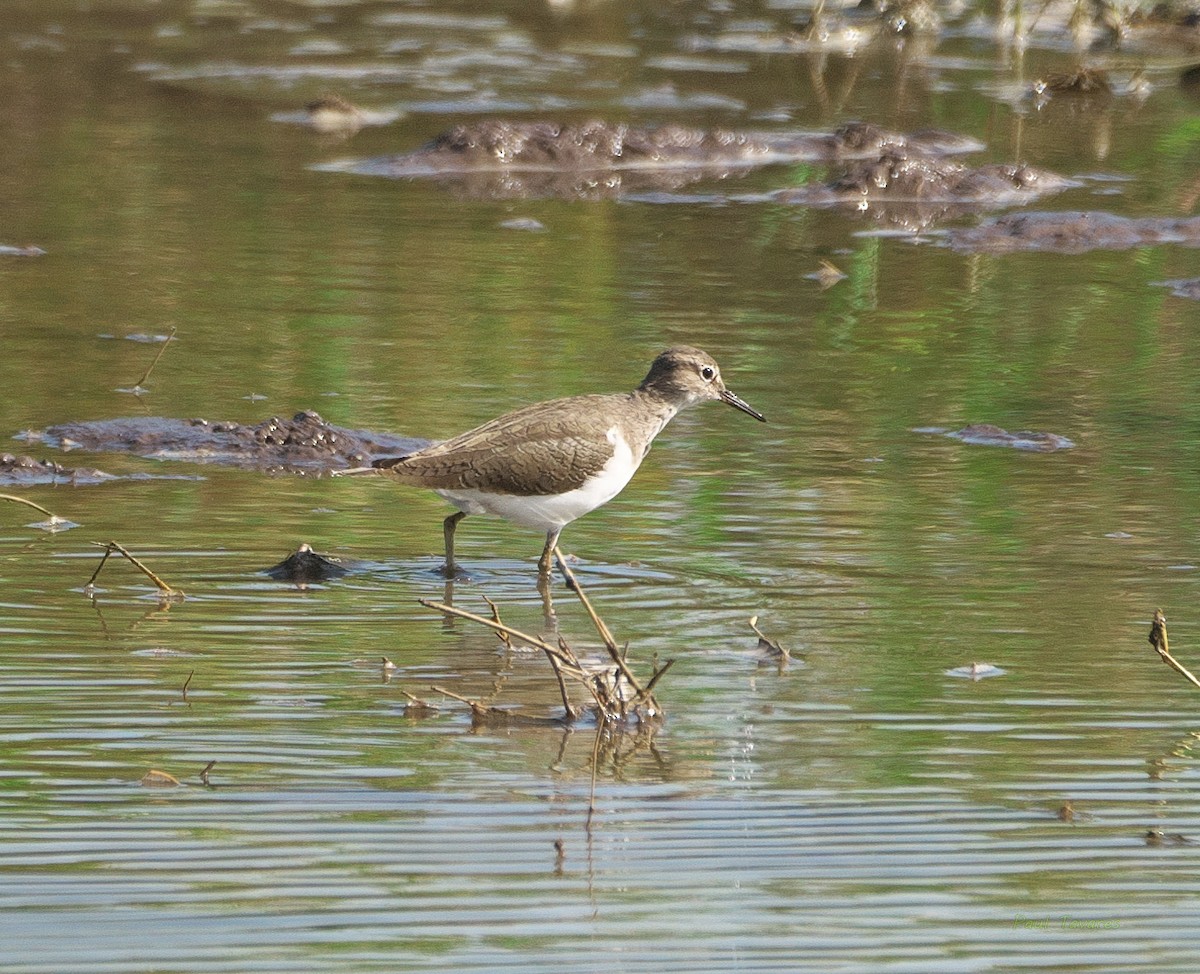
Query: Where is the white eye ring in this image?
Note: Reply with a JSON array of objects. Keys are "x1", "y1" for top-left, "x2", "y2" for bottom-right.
[{"x1": 700, "y1": 366, "x2": 716, "y2": 382}]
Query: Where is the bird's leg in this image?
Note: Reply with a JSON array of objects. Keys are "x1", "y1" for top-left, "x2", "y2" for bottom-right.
[
  {"x1": 442, "y1": 511, "x2": 467, "y2": 577},
  {"x1": 538, "y1": 528, "x2": 561, "y2": 578}
]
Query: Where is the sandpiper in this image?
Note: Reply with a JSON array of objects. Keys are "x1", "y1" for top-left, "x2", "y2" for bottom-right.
[{"x1": 339, "y1": 346, "x2": 765, "y2": 575}]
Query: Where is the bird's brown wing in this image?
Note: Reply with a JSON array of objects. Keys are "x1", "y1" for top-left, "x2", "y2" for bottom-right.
[{"x1": 374, "y1": 394, "x2": 625, "y2": 496}]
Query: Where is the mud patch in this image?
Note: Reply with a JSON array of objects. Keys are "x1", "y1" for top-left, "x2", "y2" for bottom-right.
[
  {"x1": 320, "y1": 120, "x2": 984, "y2": 199},
  {"x1": 916, "y1": 424, "x2": 1074, "y2": 452},
  {"x1": 773, "y1": 154, "x2": 1074, "y2": 229},
  {"x1": 945, "y1": 211, "x2": 1200, "y2": 254},
  {"x1": 0, "y1": 453, "x2": 116, "y2": 487},
  {"x1": 31, "y1": 410, "x2": 428, "y2": 473}
]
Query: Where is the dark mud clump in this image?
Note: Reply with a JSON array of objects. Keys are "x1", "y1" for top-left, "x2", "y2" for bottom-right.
[
  {"x1": 323, "y1": 120, "x2": 983, "y2": 199},
  {"x1": 411, "y1": 119, "x2": 981, "y2": 172},
  {"x1": 265, "y1": 543, "x2": 351, "y2": 582},
  {"x1": 945, "y1": 211, "x2": 1200, "y2": 254},
  {"x1": 0, "y1": 453, "x2": 115, "y2": 486},
  {"x1": 816, "y1": 155, "x2": 1071, "y2": 203},
  {"x1": 35, "y1": 410, "x2": 428, "y2": 473},
  {"x1": 917, "y1": 424, "x2": 1074, "y2": 452},
  {"x1": 774, "y1": 153, "x2": 1073, "y2": 229}
]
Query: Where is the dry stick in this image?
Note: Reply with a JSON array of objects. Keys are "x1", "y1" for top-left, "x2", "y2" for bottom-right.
[
  {"x1": 483, "y1": 595, "x2": 513, "y2": 650},
  {"x1": 419, "y1": 598, "x2": 574, "y2": 668},
  {"x1": 553, "y1": 547, "x2": 618, "y2": 651},
  {"x1": 1149, "y1": 609, "x2": 1200, "y2": 690},
  {"x1": 182, "y1": 669, "x2": 194, "y2": 700},
  {"x1": 588, "y1": 722, "x2": 603, "y2": 816},
  {"x1": 85, "y1": 543, "x2": 116, "y2": 589},
  {"x1": 89, "y1": 540, "x2": 183, "y2": 597},
  {"x1": 553, "y1": 547, "x2": 659, "y2": 715},
  {"x1": 132, "y1": 326, "x2": 177, "y2": 388},
  {"x1": 632, "y1": 659, "x2": 675, "y2": 707},
  {"x1": 421, "y1": 598, "x2": 598, "y2": 716},
  {"x1": 0, "y1": 494, "x2": 60, "y2": 519},
  {"x1": 547, "y1": 637, "x2": 580, "y2": 720}
]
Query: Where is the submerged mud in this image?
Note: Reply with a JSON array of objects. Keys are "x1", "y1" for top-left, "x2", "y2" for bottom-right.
[
  {"x1": 323, "y1": 120, "x2": 985, "y2": 199},
  {"x1": 945, "y1": 211, "x2": 1200, "y2": 254},
  {"x1": 773, "y1": 153, "x2": 1074, "y2": 229},
  {"x1": 0, "y1": 453, "x2": 115, "y2": 487},
  {"x1": 916, "y1": 424, "x2": 1075, "y2": 452},
  {"x1": 33, "y1": 411, "x2": 428, "y2": 473}
]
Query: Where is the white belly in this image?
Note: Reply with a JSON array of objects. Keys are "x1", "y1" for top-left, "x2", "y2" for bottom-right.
[{"x1": 435, "y1": 426, "x2": 641, "y2": 532}]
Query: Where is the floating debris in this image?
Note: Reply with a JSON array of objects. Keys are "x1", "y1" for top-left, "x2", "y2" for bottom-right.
[
  {"x1": 749, "y1": 615, "x2": 791, "y2": 661},
  {"x1": 805, "y1": 259, "x2": 847, "y2": 289},
  {"x1": 140, "y1": 769, "x2": 181, "y2": 787},
  {"x1": 945, "y1": 662, "x2": 1006, "y2": 679},
  {"x1": 1145, "y1": 829, "x2": 1191, "y2": 846},
  {"x1": 0, "y1": 244, "x2": 45, "y2": 257},
  {"x1": 500, "y1": 217, "x2": 546, "y2": 232}
]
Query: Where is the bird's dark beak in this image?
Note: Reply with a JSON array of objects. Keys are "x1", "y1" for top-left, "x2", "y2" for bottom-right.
[{"x1": 720, "y1": 388, "x2": 766, "y2": 422}]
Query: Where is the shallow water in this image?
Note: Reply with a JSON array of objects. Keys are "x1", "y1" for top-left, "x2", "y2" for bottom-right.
[{"x1": 4, "y1": 1, "x2": 1200, "y2": 971}]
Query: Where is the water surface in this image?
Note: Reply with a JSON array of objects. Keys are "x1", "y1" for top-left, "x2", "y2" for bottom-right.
[{"x1": 4, "y1": 1, "x2": 1200, "y2": 971}]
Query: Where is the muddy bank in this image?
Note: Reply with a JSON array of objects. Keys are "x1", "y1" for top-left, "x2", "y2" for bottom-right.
[
  {"x1": 0, "y1": 453, "x2": 115, "y2": 487},
  {"x1": 945, "y1": 211, "x2": 1200, "y2": 254},
  {"x1": 916, "y1": 424, "x2": 1075, "y2": 452},
  {"x1": 771, "y1": 154, "x2": 1074, "y2": 229},
  {"x1": 32, "y1": 411, "x2": 428, "y2": 473},
  {"x1": 778, "y1": 155, "x2": 1073, "y2": 206},
  {"x1": 321, "y1": 120, "x2": 985, "y2": 198}
]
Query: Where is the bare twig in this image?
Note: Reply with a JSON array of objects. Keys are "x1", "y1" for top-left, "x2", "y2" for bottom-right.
[
  {"x1": 87, "y1": 541, "x2": 184, "y2": 599},
  {"x1": 0, "y1": 494, "x2": 59, "y2": 519},
  {"x1": 483, "y1": 596, "x2": 513, "y2": 650},
  {"x1": 182, "y1": 669, "x2": 194, "y2": 700},
  {"x1": 199, "y1": 760, "x2": 216, "y2": 785},
  {"x1": 553, "y1": 547, "x2": 660, "y2": 715},
  {"x1": 1148, "y1": 609, "x2": 1200, "y2": 689},
  {"x1": 546, "y1": 638, "x2": 581, "y2": 720},
  {"x1": 133, "y1": 326, "x2": 177, "y2": 388},
  {"x1": 749, "y1": 615, "x2": 790, "y2": 660},
  {"x1": 420, "y1": 598, "x2": 569, "y2": 663},
  {"x1": 553, "y1": 547, "x2": 618, "y2": 651}
]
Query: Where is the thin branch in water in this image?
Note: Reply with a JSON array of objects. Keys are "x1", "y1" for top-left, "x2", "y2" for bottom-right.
[
  {"x1": 132, "y1": 326, "x2": 178, "y2": 389},
  {"x1": 0, "y1": 493, "x2": 58, "y2": 519},
  {"x1": 87, "y1": 540, "x2": 185, "y2": 599},
  {"x1": 553, "y1": 547, "x2": 659, "y2": 716},
  {"x1": 545, "y1": 638, "x2": 580, "y2": 720},
  {"x1": 553, "y1": 547, "x2": 618, "y2": 651},
  {"x1": 199, "y1": 760, "x2": 216, "y2": 785},
  {"x1": 749, "y1": 614, "x2": 790, "y2": 660},
  {"x1": 182, "y1": 669, "x2": 194, "y2": 700},
  {"x1": 1148, "y1": 608, "x2": 1200, "y2": 690},
  {"x1": 483, "y1": 596, "x2": 513, "y2": 650}
]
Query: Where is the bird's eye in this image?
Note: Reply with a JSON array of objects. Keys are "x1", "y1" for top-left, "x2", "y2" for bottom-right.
[{"x1": 700, "y1": 366, "x2": 716, "y2": 382}]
